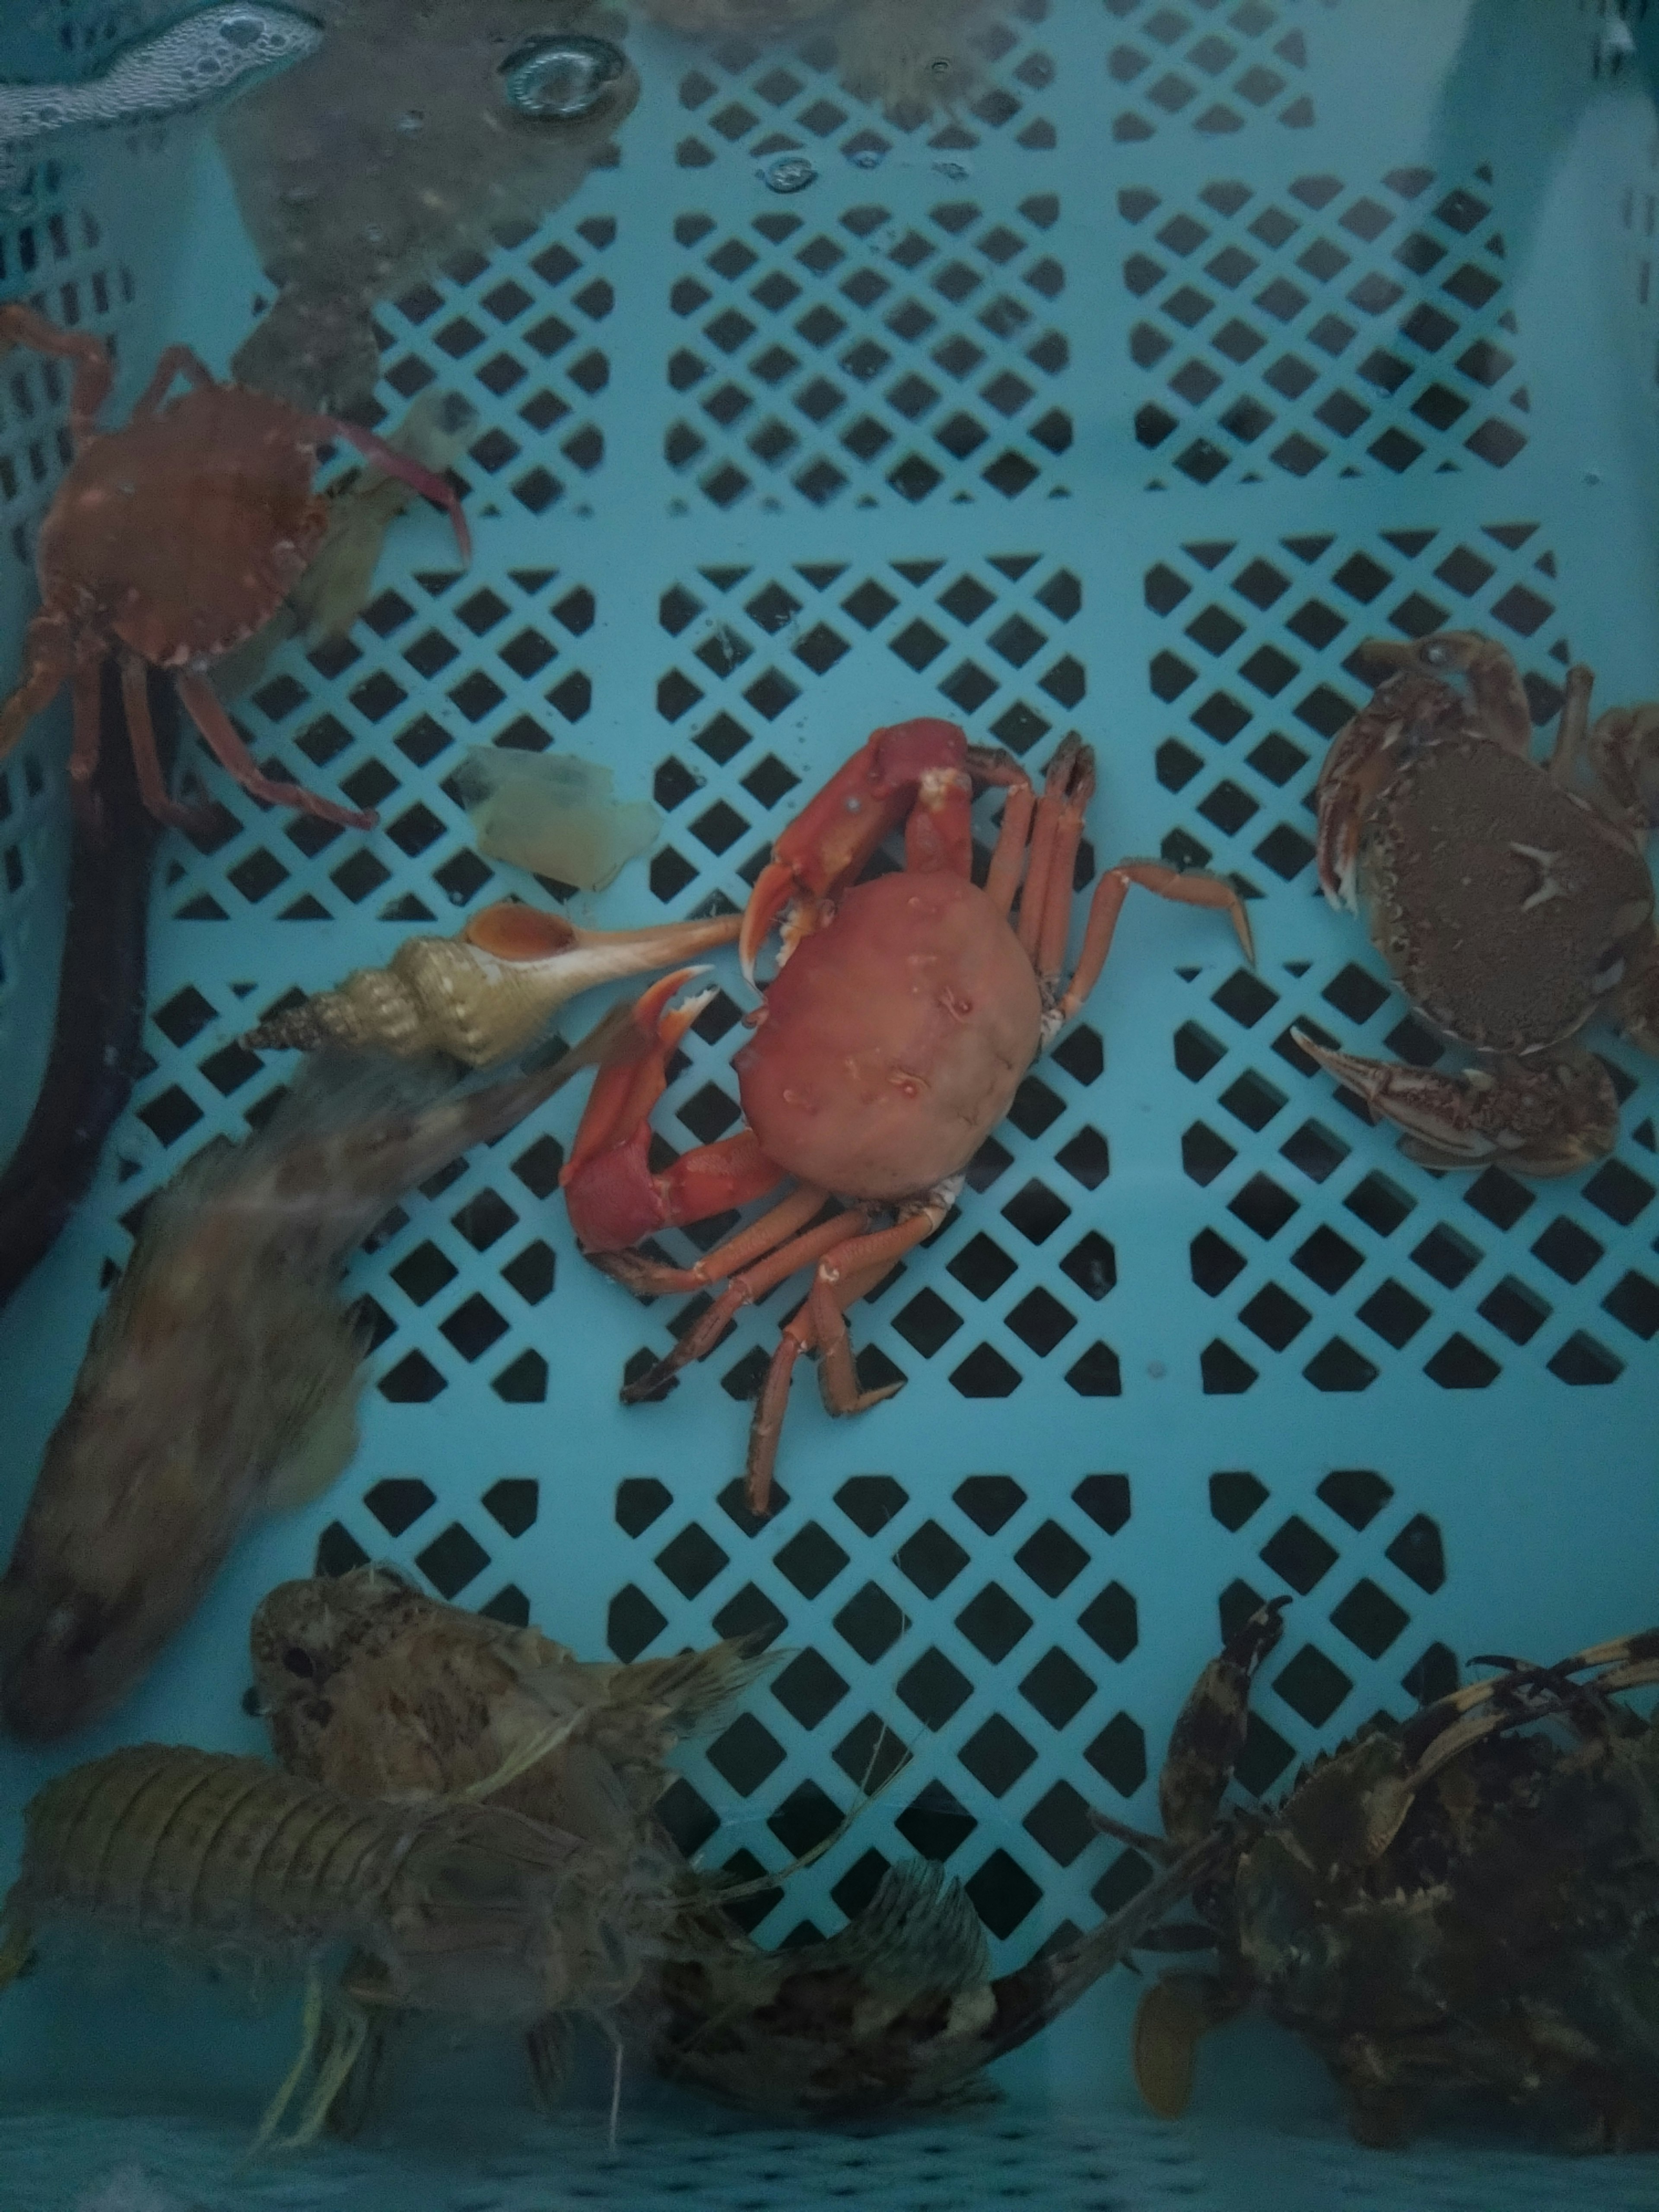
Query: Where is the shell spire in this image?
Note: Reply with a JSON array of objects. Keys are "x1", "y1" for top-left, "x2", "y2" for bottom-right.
[{"x1": 245, "y1": 902, "x2": 741, "y2": 1068}]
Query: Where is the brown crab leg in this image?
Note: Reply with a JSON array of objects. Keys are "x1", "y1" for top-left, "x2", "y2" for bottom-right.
[
  {"x1": 741, "y1": 1237, "x2": 903, "y2": 1513},
  {"x1": 0, "y1": 304, "x2": 112, "y2": 444},
  {"x1": 1545, "y1": 663, "x2": 1594, "y2": 787},
  {"x1": 1057, "y1": 863, "x2": 1254, "y2": 1024},
  {"x1": 66, "y1": 650, "x2": 103, "y2": 823},
  {"x1": 173, "y1": 669, "x2": 377, "y2": 832},
  {"x1": 119, "y1": 652, "x2": 211, "y2": 833},
  {"x1": 0, "y1": 610, "x2": 74, "y2": 760}
]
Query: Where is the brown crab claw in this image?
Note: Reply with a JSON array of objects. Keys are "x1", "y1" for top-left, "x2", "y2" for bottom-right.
[{"x1": 1293, "y1": 1030, "x2": 1619, "y2": 1177}]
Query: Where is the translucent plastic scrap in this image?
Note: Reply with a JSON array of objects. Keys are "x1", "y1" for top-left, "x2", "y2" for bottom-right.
[{"x1": 456, "y1": 746, "x2": 662, "y2": 892}]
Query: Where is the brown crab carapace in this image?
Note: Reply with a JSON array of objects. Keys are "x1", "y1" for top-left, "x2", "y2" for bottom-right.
[
  {"x1": 0, "y1": 304, "x2": 470, "y2": 835},
  {"x1": 559, "y1": 717, "x2": 1254, "y2": 1510},
  {"x1": 1295, "y1": 629, "x2": 1659, "y2": 1176}
]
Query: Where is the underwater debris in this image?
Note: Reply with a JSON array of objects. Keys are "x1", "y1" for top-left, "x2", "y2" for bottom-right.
[
  {"x1": 0, "y1": 1004, "x2": 630, "y2": 1741},
  {"x1": 219, "y1": 0, "x2": 640, "y2": 416},
  {"x1": 0, "y1": 3, "x2": 322, "y2": 208},
  {"x1": 455, "y1": 745, "x2": 663, "y2": 893}
]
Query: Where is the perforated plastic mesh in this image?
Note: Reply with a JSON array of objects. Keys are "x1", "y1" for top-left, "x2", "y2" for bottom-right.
[{"x1": 4, "y1": 3, "x2": 1659, "y2": 2206}]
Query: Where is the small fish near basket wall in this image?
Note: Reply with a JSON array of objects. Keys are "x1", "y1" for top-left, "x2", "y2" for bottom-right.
[{"x1": 5, "y1": 1, "x2": 1659, "y2": 2206}]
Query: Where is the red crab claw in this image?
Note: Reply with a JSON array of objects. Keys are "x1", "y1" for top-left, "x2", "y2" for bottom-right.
[
  {"x1": 738, "y1": 717, "x2": 972, "y2": 984},
  {"x1": 561, "y1": 969, "x2": 783, "y2": 1253}
]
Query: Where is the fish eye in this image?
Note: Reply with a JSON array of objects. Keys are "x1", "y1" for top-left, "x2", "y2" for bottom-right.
[{"x1": 282, "y1": 1646, "x2": 316, "y2": 1678}]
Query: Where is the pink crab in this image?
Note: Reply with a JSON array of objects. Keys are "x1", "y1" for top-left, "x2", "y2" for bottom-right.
[{"x1": 558, "y1": 718, "x2": 1254, "y2": 1510}]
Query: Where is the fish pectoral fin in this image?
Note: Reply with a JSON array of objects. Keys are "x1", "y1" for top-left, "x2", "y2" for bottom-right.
[{"x1": 264, "y1": 1347, "x2": 365, "y2": 1514}]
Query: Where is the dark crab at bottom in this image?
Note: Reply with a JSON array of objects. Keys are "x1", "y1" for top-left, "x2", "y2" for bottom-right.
[{"x1": 1125, "y1": 1603, "x2": 1659, "y2": 2152}]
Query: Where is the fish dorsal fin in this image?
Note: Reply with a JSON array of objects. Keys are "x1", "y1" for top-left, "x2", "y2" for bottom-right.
[{"x1": 798, "y1": 1860, "x2": 990, "y2": 2001}]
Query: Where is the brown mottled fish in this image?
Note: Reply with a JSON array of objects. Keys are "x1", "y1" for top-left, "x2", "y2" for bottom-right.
[
  {"x1": 250, "y1": 1566, "x2": 764, "y2": 1847},
  {"x1": 218, "y1": 1, "x2": 639, "y2": 416},
  {"x1": 0, "y1": 1005, "x2": 629, "y2": 1742}
]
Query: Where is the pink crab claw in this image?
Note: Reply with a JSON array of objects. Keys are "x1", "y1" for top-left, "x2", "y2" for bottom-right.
[
  {"x1": 330, "y1": 418, "x2": 473, "y2": 565},
  {"x1": 737, "y1": 718, "x2": 973, "y2": 985}
]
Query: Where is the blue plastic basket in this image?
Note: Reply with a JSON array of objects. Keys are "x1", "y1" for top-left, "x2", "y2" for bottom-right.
[{"x1": 4, "y1": 1, "x2": 1659, "y2": 2204}]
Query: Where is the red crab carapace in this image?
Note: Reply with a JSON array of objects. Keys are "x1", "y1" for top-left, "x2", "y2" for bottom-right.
[
  {"x1": 0, "y1": 304, "x2": 470, "y2": 834},
  {"x1": 560, "y1": 718, "x2": 1255, "y2": 1510}
]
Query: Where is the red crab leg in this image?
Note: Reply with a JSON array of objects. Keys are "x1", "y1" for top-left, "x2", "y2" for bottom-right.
[
  {"x1": 0, "y1": 305, "x2": 111, "y2": 445},
  {"x1": 618, "y1": 1199, "x2": 868, "y2": 1403},
  {"x1": 738, "y1": 718, "x2": 971, "y2": 981},
  {"x1": 1056, "y1": 863, "x2": 1255, "y2": 1025},
  {"x1": 326, "y1": 420, "x2": 473, "y2": 566},
  {"x1": 118, "y1": 652, "x2": 213, "y2": 833},
  {"x1": 173, "y1": 669, "x2": 378, "y2": 832},
  {"x1": 0, "y1": 610, "x2": 74, "y2": 761}
]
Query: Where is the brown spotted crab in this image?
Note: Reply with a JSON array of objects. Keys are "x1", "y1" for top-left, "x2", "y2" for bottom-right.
[{"x1": 1293, "y1": 631, "x2": 1659, "y2": 1176}]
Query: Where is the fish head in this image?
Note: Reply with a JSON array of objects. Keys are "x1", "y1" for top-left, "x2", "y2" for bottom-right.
[
  {"x1": 249, "y1": 1563, "x2": 419, "y2": 1760},
  {"x1": 0, "y1": 1571, "x2": 170, "y2": 1742}
]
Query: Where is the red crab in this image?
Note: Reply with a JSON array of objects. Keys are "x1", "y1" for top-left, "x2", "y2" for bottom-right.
[
  {"x1": 0, "y1": 303, "x2": 469, "y2": 834},
  {"x1": 560, "y1": 718, "x2": 1254, "y2": 1510}
]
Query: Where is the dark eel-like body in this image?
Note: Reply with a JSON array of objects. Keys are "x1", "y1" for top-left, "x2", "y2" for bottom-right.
[{"x1": 0, "y1": 666, "x2": 170, "y2": 1312}]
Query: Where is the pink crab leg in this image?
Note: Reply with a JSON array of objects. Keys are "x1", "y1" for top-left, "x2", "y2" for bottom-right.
[
  {"x1": 1057, "y1": 861, "x2": 1254, "y2": 1025},
  {"x1": 326, "y1": 419, "x2": 472, "y2": 566},
  {"x1": 173, "y1": 668, "x2": 377, "y2": 832},
  {"x1": 129, "y1": 343, "x2": 216, "y2": 419},
  {"x1": 118, "y1": 652, "x2": 213, "y2": 833},
  {"x1": 744, "y1": 1237, "x2": 906, "y2": 1516},
  {"x1": 618, "y1": 1200, "x2": 870, "y2": 1403},
  {"x1": 599, "y1": 1181, "x2": 830, "y2": 1296},
  {"x1": 0, "y1": 303, "x2": 112, "y2": 444},
  {"x1": 984, "y1": 778, "x2": 1036, "y2": 917},
  {"x1": 1028, "y1": 737, "x2": 1096, "y2": 986},
  {"x1": 809, "y1": 1194, "x2": 953, "y2": 1418},
  {"x1": 903, "y1": 763, "x2": 974, "y2": 875},
  {"x1": 0, "y1": 610, "x2": 74, "y2": 761}
]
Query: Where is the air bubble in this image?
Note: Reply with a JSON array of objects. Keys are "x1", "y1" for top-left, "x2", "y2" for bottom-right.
[
  {"x1": 499, "y1": 33, "x2": 626, "y2": 120},
  {"x1": 760, "y1": 152, "x2": 817, "y2": 195}
]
